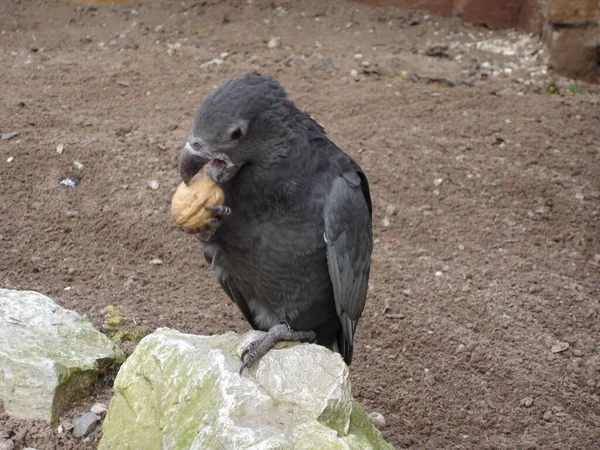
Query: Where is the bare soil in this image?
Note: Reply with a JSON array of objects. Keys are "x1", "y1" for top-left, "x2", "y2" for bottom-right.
[{"x1": 1, "y1": 0, "x2": 599, "y2": 449}]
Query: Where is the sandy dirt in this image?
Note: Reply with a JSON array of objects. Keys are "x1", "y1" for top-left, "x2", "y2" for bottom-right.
[{"x1": 1, "y1": 0, "x2": 599, "y2": 448}]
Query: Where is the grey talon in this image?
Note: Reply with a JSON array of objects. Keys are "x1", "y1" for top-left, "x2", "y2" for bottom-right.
[{"x1": 205, "y1": 205, "x2": 231, "y2": 216}]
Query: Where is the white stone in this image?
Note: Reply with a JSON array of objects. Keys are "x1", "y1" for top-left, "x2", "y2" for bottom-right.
[
  {"x1": 90, "y1": 403, "x2": 108, "y2": 416},
  {"x1": 0, "y1": 289, "x2": 125, "y2": 425},
  {"x1": 369, "y1": 411, "x2": 386, "y2": 429},
  {"x1": 99, "y1": 329, "x2": 393, "y2": 450}
]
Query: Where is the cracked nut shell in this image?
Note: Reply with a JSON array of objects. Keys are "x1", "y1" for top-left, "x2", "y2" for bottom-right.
[{"x1": 170, "y1": 177, "x2": 225, "y2": 230}]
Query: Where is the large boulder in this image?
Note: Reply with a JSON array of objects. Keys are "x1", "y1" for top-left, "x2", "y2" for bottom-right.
[
  {"x1": 0, "y1": 289, "x2": 125, "y2": 425},
  {"x1": 100, "y1": 328, "x2": 393, "y2": 450}
]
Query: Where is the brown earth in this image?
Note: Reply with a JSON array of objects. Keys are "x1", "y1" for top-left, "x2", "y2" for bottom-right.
[{"x1": 1, "y1": 0, "x2": 599, "y2": 449}]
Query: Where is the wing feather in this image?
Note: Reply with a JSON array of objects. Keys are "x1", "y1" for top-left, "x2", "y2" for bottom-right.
[{"x1": 324, "y1": 172, "x2": 372, "y2": 364}]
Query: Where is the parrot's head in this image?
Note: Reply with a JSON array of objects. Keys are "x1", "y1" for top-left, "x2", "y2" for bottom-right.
[{"x1": 179, "y1": 72, "x2": 294, "y2": 185}]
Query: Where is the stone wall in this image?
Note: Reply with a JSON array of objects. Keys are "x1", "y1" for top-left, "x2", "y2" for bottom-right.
[
  {"x1": 542, "y1": 0, "x2": 599, "y2": 82},
  {"x1": 353, "y1": 0, "x2": 600, "y2": 82}
]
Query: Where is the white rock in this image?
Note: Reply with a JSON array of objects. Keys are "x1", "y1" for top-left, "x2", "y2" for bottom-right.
[
  {"x1": 90, "y1": 403, "x2": 107, "y2": 416},
  {"x1": 199, "y1": 58, "x2": 224, "y2": 68},
  {"x1": 148, "y1": 180, "x2": 160, "y2": 190},
  {"x1": 0, "y1": 440, "x2": 15, "y2": 450},
  {"x1": 267, "y1": 37, "x2": 280, "y2": 48},
  {"x1": 99, "y1": 329, "x2": 393, "y2": 450},
  {"x1": 369, "y1": 411, "x2": 386, "y2": 429},
  {"x1": 0, "y1": 290, "x2": 124, "y2": 425},
  {"x1": 551, "y1": 342, "x2": 570, "y2": 353}
]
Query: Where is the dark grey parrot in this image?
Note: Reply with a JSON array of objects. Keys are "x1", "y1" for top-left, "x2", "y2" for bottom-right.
[{"x1": 178, "y1": 73, "x2": 373, "y2": 374}]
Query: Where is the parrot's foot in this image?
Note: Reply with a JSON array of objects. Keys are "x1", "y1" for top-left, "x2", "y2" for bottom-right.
[
  {"x1": 239, "y1": 323, "x2": 316, "y2": 375},
  {"x1": 186, "y1": 204, "x2": 231, "y2": 242},
  {"x1": 205, "y1": 205, "x2": 231, "y2": 216}
]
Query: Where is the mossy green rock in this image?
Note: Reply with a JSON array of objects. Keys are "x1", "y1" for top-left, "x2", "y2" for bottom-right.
[
  {"x1": 0, "y1": 289, "x2": 125, "y2": 425},
  {"x1": 100, "y1": 328, "x2": 394, "y2": 450}
]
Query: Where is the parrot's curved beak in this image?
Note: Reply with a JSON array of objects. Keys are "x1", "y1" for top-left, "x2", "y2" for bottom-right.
[{"x1": 179, "y1": 142, "x2": 210, "y2": 185}]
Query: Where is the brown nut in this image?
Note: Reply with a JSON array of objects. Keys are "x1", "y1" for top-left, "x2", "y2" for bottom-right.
[{"x1": 170, "y1": 177, "x2": 225, "y2": 230}]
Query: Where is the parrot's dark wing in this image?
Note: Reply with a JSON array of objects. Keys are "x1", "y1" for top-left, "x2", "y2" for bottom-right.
[
  {"x1": 204, "y1": 247, "x2": 256, "y2": 328},
  {"x1": 324, "y1": 171, "x2": 373, "y2": 365}
]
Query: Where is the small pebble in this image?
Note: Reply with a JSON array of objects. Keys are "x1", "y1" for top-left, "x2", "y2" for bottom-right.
[
  {"x1": 150, "y1": 258, "x2": 163, "y2": 265},
  {"x1": 153, "y1": 24, "x2": 165, "y2": 33},
  {"x1": 72, "y1": 412, "x2": 100, "y2": 438},
  {"x1": 542, "y1": 410, "x2": 553, "y2": 421},
  {"x1": 59, "y1": 176, "x2": 81, "y2": 187},
  {"x1": 90, "y1": 403, "x2": 107, "y2": 417},
  {"x1": 74, "y1": 161, "x2": 84, "y2": 170},
  {"x1": 385, "y1": 204, "x2": 396, "y2": 216},
  {"x1": 368, "y1": 411, "x2": 386, "y2": 429},
  {"x1": 7, "y1": 156, "x2": 14, "y2": 163},
  {"x1": 551, "y1": 342, "x2": 569, "y2": 353},
  {"x1": 433, "y1": 178, "x2": 443, "y2": 186},
  {"x1": 148, "y1": 180, "x2": 160, "y2": 190},
  {"x1": 1, "y1": 132, "x2": 19, "y2": 140},
  {"x1": 402, "y1": 288, "x2": 412, "y2": 297},
  {"x1": 521, "y1": 397, "x2": 534, "y2": 408},
  {"x1": 123, "y1": 277, "x2": 137, "y2": 290},
  {"x1": 434, "y1": 271, "x2": 443, "y2": 278},
  {"x1": 65, "y1": 210, "x2": 80, "y2": 218},
  {"x1": 382, "y1": 217, "x2": 390, "y2": 227},
  {"x1": 0, "y1": 439, "x2": 15, "y2": 450},
  {"x1": 354, "y1": 53, "x2": 363, "y2": 60},
  {"x1": 267, "y1": 37, "x2": 280, "y2": 48},
  {"x1": 350, "y1": 69, "x2": 358, "y2": 78}
]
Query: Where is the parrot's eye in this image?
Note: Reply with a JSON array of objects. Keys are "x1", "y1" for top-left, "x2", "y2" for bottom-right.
[{"x1": 230, "y1": 128, "x2": 242, "y2": 140}]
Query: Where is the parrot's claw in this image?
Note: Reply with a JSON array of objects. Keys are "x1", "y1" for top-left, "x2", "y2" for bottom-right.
[
  {"x1": 187, "y1": 204, "x2": 232, "y2": 242},
  {"x1": 188, "y1": 218, "x2": 221, "y2": 242},
  {"x1": 205, "y1": 205, "x2": 231, "y2": 216},
  {"x1": 239, "y1": 323, "x2": 316, "y2": 376}
]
